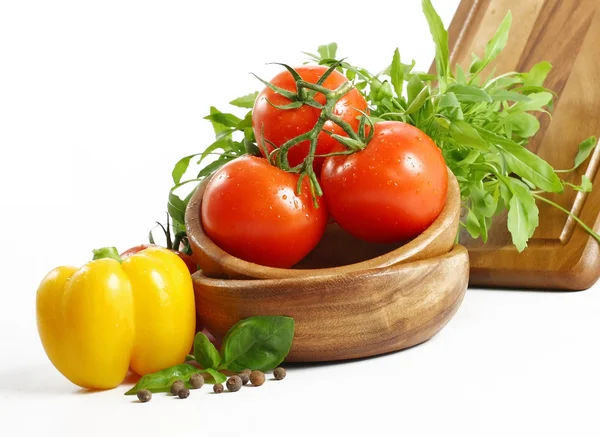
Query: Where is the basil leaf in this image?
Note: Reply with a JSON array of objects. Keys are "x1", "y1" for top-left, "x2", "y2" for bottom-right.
[
  {"x1": 204, "y1": 368, "x2": 227, "y2": 384},
  {"x1": 422, "y1": 0, "x2": 449, "y2": 79},
  {"x1": 229, "y1": 92, "x2": 259, "y2": 109},
  {"x1": 573, "y1": 136, "x2": 597, "y2": 169},
  {"x1": 220, "y1": 316, "x2": 295, "y2": 372},
  {"x1": 125, "y1": 364, "x2": 198, "y2": 395},
  {"x1": 390, "y1": 48, "x2": 404, "y2": 98},
  {"x1": 193, "y1": 332, "x2": 221, "y2": 370}
]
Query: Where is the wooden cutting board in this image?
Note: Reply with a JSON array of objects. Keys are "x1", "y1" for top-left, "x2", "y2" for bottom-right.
[{"x1": 442, "y1": 0, "x2": 600, "y2": 290}]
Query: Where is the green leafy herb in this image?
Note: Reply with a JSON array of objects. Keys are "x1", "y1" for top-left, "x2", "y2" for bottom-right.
[
  {"x1": 230, "y1": 92, "x2": 259, "y2": 109},
  {"x1": 125, "y1": 364, "x2": 199, "y2": 395},
  {"x1": 220, "y1": 316, "x2": 295, "y2": 372},
  {"x1": 163, "y1": 1, "x2": 598, "y2": 252},
  {"x1": 204, "y1": 368, "x2": 227, "y2": 384},
  {"x1": 193, "y1": 332, "x2": 221, "y2": 370}
]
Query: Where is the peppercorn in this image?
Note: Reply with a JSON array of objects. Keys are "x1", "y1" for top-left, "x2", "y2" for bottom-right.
[
  {"x1": 213, "y1": 383, "x2": 224, "y2": 394},
  {"x1": 249, "y1": 370, "x2": 265, "y2": 387},
  {"x1": 137, "y1": 389, "x2": 152, "y2": 403},
  {"x1": 190, "y1": 373, "x2": 204, "y2": 389},
  {"x1": 238, "y1": 372, "x2": 250, "y2": 385},
  {"x1": 226, "y1": 375, "x2": 242, "y2": 392},
  {"x1": 170, "y1": 380, "x2": 185, "y2": 395},
  {"x1": 177, "y1": 388, "x2": 190, "y2": 399},
  {"x1": 242, "y1": 369, "x2": 252, "y2": 375},
  {"x1": 273, "y1": 367, "x2": 286, "y2": 380}
]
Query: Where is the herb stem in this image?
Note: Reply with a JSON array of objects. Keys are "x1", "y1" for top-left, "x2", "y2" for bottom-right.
[{"x1": 532, "y1": 193, "x2": 600, "y2": 243}]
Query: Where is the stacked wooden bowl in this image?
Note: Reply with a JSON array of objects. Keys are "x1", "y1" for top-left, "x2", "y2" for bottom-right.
[{"x1": 186, "y1": 170, "x2": 469, "y2": 362}]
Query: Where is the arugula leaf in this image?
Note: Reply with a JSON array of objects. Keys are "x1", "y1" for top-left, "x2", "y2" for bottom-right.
[
  {"x1": 229, "y1": 92, "x2": 259, "y2": 109},
  {"x1": 167, "y1": 190, "x2": 187, "y2": 226},
  {"x1": 480, "y1": 12, "x2": 512, "y2": 72},
  {"x1": 204, "y1": 112, "x2": 243, "y2": 128},
  {"x1": 477, "y1": 128, "x2": 563, "y2": 192},
  {"x1": 390, "y1": 48, "x2": 404, "y2": 98},
  {"x1": 405, "y1": 87, "x2": 429, "y2": 115},
  {"x1": 508, "y1": 92, "x2": 552, "y2": 113},
  {"x1": 521, "y1": 61, "x2": 553, "y2": 87},
  {"x1": 318, "y1": 42, "x2": 338, "y2": 60},
  {"x1": 450, "y1": 121, "x2": 487, "y2": 150},
  {"x1": 422, "y1": 0, "x2": 449, "y2": 80},
  {"x1": 448, "y1": 84, "x2": 492, "y2": 103},
  {"x1": 506, "y1": 178, "x2": 539, "y2": 251},
  {"x1": 573, "y1": 136, "x2": 597, "y2": 169},
  {"x1": 172, "y1": 154, "x2": 200, "y2": 185}
]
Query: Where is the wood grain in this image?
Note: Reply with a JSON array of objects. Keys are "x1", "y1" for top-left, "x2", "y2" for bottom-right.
[
  {"x1": 186, "y1": 169, "x2": 461, "y2": 280},
  {"x1": 442, "y1": 0, "x2": 600, "y2": 290},
  {"x1": 193, "y1": 245, "x2": 469, "y2": 362}
]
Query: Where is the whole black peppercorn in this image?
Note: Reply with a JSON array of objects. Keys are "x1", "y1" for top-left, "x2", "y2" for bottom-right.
[
  {"x1": 238, "y1": 372, "x2": 250, "y2": 385},
  {"x1": 213, "y1": 383, "x2": 224, "y2": 394},
  {"x1": 178, "y1": 388, "x2": 190, "y2": 399},
  {"x1": 170, "y1": 380, "x2": 185, "y2": 395},
  {"x1": 249, "y1": 370, "x2": 265, "y2": 387},
  {"x1": 273, "y1": 367, "x2": 286, "y2": 380},
  {"x1": 226, "y1": 375, "x2": 242, "y2": 392},
  {"x1": 137, "y1": 389, "x2": 152, "y2": 403},
  {"x1": 190, "y1": 373, "x2": 204, "y2": 389}
]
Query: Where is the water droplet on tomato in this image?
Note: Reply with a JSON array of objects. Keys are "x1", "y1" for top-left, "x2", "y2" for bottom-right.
[{"x1": 282, "y1": 195, "x2": 287, "y2": 200}]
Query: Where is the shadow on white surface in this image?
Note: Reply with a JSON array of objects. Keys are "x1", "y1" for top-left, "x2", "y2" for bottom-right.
[{"x1": 0, "y1": 366, "x2": 140, "y2": 396}]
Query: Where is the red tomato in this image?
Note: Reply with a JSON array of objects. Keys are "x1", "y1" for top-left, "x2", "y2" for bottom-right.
[
  {"x1": 201, "y1": 155, "x2": 328, "y2": 268},
  {"x1": 321, "y1": 121, "x2": 448, "y2": 243},
  {"x1": 252, "y1": 65, "x2": 368, "y2": 174},
  {"x1": 120, "y1": 244, "x2": 198, "y2": 274}
]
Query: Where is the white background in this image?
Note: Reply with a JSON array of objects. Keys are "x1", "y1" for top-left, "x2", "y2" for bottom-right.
[{"x1": 1, "y1": 1, "x2": 599, "y2": 436}]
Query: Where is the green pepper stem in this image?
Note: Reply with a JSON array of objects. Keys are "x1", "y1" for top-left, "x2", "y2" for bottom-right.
[{"x1": 92, "y1": 247, "x2": 123, "y2": 263}]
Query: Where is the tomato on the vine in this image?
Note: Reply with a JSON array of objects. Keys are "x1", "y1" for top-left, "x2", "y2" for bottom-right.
[
  {"x1": 201, "y1": 155, "x2": 328, "y2": 268},
  {"x1": 252, "y1": 65, "x2": 368, "y2": 174},
  {"x1": 321, "y1": 121, "x2": 448, "y2": 243}
]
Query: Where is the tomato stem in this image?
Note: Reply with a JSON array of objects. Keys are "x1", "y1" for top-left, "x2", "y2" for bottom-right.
[{"x1": 257, "y1": 66, "x2": 368, "y2": 205}]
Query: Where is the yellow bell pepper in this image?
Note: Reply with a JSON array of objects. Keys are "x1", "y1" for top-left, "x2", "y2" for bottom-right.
[{"x1": 36, "y1": 246, "x2": 196, "y2": 390}]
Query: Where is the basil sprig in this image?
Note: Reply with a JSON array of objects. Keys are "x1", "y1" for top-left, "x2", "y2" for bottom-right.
[{"x1": 125, "y1": 316, "x2": 294, "y2": 395}]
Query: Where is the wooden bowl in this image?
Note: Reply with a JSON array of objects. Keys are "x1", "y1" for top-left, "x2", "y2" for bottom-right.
[
  {"x1": 193, "y1": 245, "x2": 469, "y2": 362},
  {"x1": 186, "y1": 169, "x2": 461, "y2": 279}
]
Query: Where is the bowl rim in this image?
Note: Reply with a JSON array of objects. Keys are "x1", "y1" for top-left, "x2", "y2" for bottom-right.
[{"x1": 186, "y1": 167, "x2": 460, "y2": 279}]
